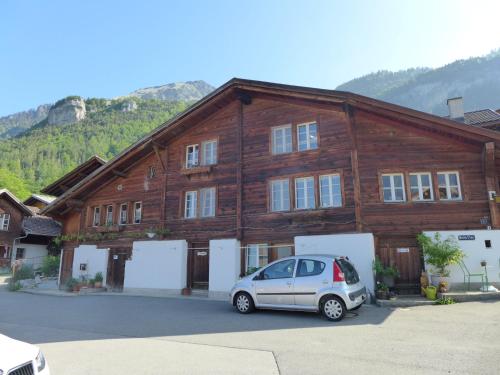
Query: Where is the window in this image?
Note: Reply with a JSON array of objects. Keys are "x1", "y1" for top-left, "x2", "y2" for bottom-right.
[
  {"x1": 201, "y1": 140, "x2": 217, "y2": 165},
  {"x1": 382, "y1": 173, "x2": 406, "y2": 202},
  {"x1": 184, "y1": 191, "x2": 197, "y2": 218},
  {"x1": 92, "y1": 207, "x2": 100, "y2": 227},
  {"x1": 272, "y1": 125, "x2": 292, "y2": 154},
  {"x1": 148, "y1": 166, "x2": 156, "y2": 179},
  {"x1": 0, "y1": 213, "x2": 10, "y2": 231},
  {"x1": 186, "y1": 144, "x2": 199, "y2": 168},
  {"x1": 297, "y1": 122, "x2": 318, "y2": 151},
  {"x1": 133, "y1": 202, "x2": 142, "y2": 224},
  {"x1": 246, "y1": 244, "x2": 269, "y2": 272},
  {"x1": 261, "y1": 259, "x2": 296, "y2": 280},
  {"x1": 437, "y1": 172, "x2": 462, "y2": 200},
  {"x1": 119, "y1": 203, "x2": 128, "y2": 225},
  {"x1": 200, "y1": 187, "x2": 216, "y2": 217},
  {"x1": 410, "y1": 173, "x2": 433, "y2": 201},
  {"x1": 15, "y1": 248, "x2": 25, "y2": 260},
  {"x1": 319, "y1": 174, "x2": 342, "y2": 208},
  {"x1": 106, "y1": 205, "x2": 113, "y2": 226},
  {"x1": 270, "y1": 179, "x2": 290, "y2": 212},
  {"x1": 297, "y1": 259, "x2": 326, "y2": 277},
  {"x1": 295, "y1": 177, "x2": 315, "y2": 209}
]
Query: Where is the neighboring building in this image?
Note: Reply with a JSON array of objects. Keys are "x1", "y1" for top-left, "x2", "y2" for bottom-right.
[
  {"x1": 41, "y1": 78, "x2": 500, "y2": 297},
  {"x1": 446, "y1": 97, "x2": 500, "y2": 131},
  {"x1": 24, "y1": 194, "x2": 56, "y2": 212},
  {"x1": 0, "y1": 189, "x2": 61, "y2": 269}
]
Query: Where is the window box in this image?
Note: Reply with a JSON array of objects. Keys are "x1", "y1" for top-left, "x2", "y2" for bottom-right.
[{"x1": 180, "y1": 165, "x2": 212, "y2": 176}]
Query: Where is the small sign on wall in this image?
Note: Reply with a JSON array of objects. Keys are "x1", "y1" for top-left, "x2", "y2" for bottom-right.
[
  {"x1": 113, "y1": 255, "x2": 119, "y2": 260},
  {"x1": 397, "y1": 248, "x2": 410, "y2": 253},
  {"x1": 458, "y1": 235, "x2": 475, "y2": 241},
  {"x1": 79, "y1": 263, "x2": 87, "y2": 271}
]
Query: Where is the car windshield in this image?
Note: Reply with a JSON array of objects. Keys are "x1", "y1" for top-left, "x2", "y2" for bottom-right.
[{"x1": 336, "y1": 259, "x2": 359, "y2": 285}]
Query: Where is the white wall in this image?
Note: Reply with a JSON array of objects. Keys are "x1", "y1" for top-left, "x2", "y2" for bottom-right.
[
  {"x1": 295, "y1": 233, "x2": 376, "y2": 295},
  {"x1": 424, "y1": 230, "x2": 500, "y2": 286},
  {"x1": 123, "y1": 240, "x2": 188, "y2": 293},
  {"x1": 72, "y1": 245, "x2": 109, "y2": 285},
  {"x1": 13, "y1": 244, "x2": 48, "y2": 269},
  {"x1": 209, "y1": 239, "x2": 241, "y2": 298}
]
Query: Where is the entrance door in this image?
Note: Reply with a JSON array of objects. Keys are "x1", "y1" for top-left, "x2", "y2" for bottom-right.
[
  {"x1": 188, "y1": 242, "x2": 209, "y2": 290},
  {"x1": 107, "y1": 248, "x2": 131, "y2": 292}
]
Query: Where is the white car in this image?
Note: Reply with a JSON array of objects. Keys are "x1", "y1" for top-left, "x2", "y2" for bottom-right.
[{"x1": 0, "y1": 334, "x2": 49, "y2": 374}]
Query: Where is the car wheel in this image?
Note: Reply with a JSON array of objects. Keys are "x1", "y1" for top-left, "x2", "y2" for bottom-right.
[
  {"x1": 322, "y1": 296, "x2": 346, "y2": 321},
  {"x1": 350, "y1": 303, "x2": 363, "y2": 311},
  {"x1": 235, "y1": 292, "x2": 255, "y2": 314}
]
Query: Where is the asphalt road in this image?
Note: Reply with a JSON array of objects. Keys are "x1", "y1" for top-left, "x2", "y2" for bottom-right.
[{"x1": 0, "y1": 286, "x2": 499, "y2": 374}]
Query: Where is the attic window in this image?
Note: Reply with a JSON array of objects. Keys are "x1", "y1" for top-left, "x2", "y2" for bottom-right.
[{"x1": 148, "y1": 166, "x2": 156, "y2": 179}]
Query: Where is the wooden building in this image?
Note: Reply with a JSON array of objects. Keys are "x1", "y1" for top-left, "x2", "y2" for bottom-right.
[{"x1": 42, "y1": 79, "x2": 500, "y2": 295}]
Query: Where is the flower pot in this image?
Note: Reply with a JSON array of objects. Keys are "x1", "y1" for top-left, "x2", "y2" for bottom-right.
[
  {"x1": 94, "y1": 281, "x2": 102, "y2": 289},
  {"x1": 72, "y1": 285, "x2": 80, "y2": 293},
  {"x1": 382, "y1": 275, "x2": 395, "y2": 288},
  {"x1": 376, "y1": 290, "x2": 389, "y2": 300},
  {"x1": 424, "y1": 286, "x2": 437, "y2": 300}
]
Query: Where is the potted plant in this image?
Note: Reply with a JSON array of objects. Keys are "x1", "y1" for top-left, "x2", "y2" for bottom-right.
[
  {"x1": 375, "y1": 282, "x2": 389, "y2": 300},
  {"x1": 373, "y1": 257, "x2": 399, "y2": 288},
  {"x1": 417, "y1": 233, "x2": 465, "y2": 289},
  {"x1": 66, "y1": 278, "x2": 79, "y2": 292},
  {"x1": 94, "y1": 272, "x2": 104, "y2": 288}
]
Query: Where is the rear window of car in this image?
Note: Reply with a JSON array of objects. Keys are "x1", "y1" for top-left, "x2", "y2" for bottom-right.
[
  {"x1": 336, "y1": 259, "x2": 359, "y2": 285},
  {"x1": 296, "y1": 259, "x2": 325, "y2": 277}
]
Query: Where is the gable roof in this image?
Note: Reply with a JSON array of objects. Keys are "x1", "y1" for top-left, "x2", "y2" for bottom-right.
[
  {"x1": 22, "y1": 216, "x2": 62, "y2": 237},
  {"x1": 0, "y1": 189, "x2": 34, "y2": 216},
  {"x1": 41, "y1": 78, "x2": 500, "y2": 216},
  {"x1": 24, "y1": 193, "x2": 57, "y2": 207},
  {"x1": 40, "y1": 155, "x2": 107, "y2": 196}
]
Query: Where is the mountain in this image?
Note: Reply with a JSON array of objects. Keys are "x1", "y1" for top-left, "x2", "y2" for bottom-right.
[
  {"x1": 0, "y1": 97, "x2": 190, "y2": 197},
  {"x1": 127, "y1": 80, "x2": 215, "y2": 101},
  {"x1": 337, "y1": 49, "x2": 500, "y2": 115},
  {"x1": 0, "y1": 104, "x2": 52, "y2": 138}
]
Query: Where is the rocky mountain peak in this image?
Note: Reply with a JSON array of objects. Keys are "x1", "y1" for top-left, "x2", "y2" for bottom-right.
[{"x1": 47, "y1": 96, "x2": 86, "y2": 126}]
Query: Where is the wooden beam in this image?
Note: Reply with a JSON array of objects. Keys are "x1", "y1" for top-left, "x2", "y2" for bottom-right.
[
  {"x1": 112, "y1": 169, "x2": 127, "y2": 178},
  {"x1": 159, "y1": 147, "x2": 168, "y2": 232},
  {"x1": 344, "y1": 103, "x2": 363, "y2": 232},
  {"x1": 484, "y1": 142, "x2": 500, "y2": 228},
  {"x1": 152, "y1": 144, "x2": 167, "y2": 172},
  {"x1": 66, "y1": 198, "x2": 84, "y2": 207}
]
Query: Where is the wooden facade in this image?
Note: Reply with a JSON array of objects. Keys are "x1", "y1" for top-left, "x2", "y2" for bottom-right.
[{"x1": 43, "y1": 79, "x2": 500, "y2": 291}]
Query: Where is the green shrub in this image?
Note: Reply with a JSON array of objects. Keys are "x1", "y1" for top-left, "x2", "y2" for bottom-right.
[
  {"x1": 435, "y1": 297, "x2": 456, "y2": 305},
  {"x1": 41, "y1": 255, "x2": 60, "y2": 277},
  {"x1": 12, "y1": 265, "x2": 34, "y2": 281},
  {"x1": 373, "y1": 257, "x2": 400, "y2": 277},
  {"x1": 65, "y1": 277, "x2": 79, "y2": 291},
  {"x1": 417, "y1": 233, "x2": 465, "y2": 276},
  {"x1": 7, "y1": 280, "x2": 22, "y2": 292}
]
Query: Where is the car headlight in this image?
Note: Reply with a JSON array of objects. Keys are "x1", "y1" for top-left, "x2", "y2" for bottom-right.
[{"x1": 36, "y1": 350, "x2": 46, "y2": 372}]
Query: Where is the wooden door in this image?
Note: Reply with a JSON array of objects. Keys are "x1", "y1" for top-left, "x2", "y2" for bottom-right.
[
  {"x1": 107, "y1": 248, "x2": 131, "y2": 292},
  {"x1": 376, "y1": 236, "x2": 423, "y2": 294},
  {"x1": 188, "y1": 242, "x2": 209, "y2": 290}
]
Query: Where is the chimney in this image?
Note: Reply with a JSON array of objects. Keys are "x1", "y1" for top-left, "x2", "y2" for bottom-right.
[{"x1": 447, "y1": 97, "x2": 464, "y2": 121}]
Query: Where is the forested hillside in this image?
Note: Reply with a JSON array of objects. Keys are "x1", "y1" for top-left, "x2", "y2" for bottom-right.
[
  {"x1": 337, "y1": 49, "x2": 500, "y2": 115},
  {"x1": 0, "y1": 98, "x2": 189, "y2": 198}
]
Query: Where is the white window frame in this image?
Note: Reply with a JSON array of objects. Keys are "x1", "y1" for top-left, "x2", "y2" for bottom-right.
[
  {"x1": 270, "y1": 179, "x2": 290, "y2": 212},
  {"x1": 92, "y1": 206, "x2": 100, "y2": 227},
  {"x1": 133, "y1": 201, "x2": 142, "y2": 224},
  {"x1": 106, "y1": 205, "x2": 113, "y2": 226},
  {"x1": 119, "y1": 203, "x2": 128, "y2": 225},
  {"x1": 246, "y1": 243, "x2": 269, "y2": 272},
  {"x1": 297, "y1": 122, "x2": 318, "y2": 151},
  {"x1": 184, "y1": 191, "x2": 198, "y2": 219},
  {"x1": 409, "y1": 172, "x2": 434, "y2": 201},
  {"x1": 295, "y1": 176, "x2": 316, "y2": 210},
  {"x1": 381, "y1": 173, "x2": 406, "y2": 202},
  {"x1": 200, "y1": 187, "x2": 216, "y2": 217},
  {"x1": 0, "y1": 214, "x2": 10, "y2": 231},
  {"x1": 185, "y1": 144, "x2": 199, "y2": 168},
  {"x1": 437, "y1": 171, "x2": 462, "y2": 201},
  {"x1": 319, "y1": 174, "x2": 342, "y2": 208},
  {"x1": 201, "y1": 140, "x2": 217, "y2": 166},
  {"x1": 272, "y1": 125, "x2": 292, "y2": 155},
  {"x1": 148, "y1": 166, "x2": 156, "y2": 179}
]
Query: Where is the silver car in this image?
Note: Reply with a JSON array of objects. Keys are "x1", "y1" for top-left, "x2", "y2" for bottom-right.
[{"x1": 230, "y1": 254, "x2": 367, "y2": 321}]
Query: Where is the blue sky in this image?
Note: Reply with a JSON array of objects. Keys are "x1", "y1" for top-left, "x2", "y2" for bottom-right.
[{"x1": 1, "y1": 0, "x2": 500, "y2": 116}]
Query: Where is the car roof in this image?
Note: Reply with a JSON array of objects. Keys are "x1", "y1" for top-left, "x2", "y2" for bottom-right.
[{"x1": 283, "y1": 254, "x2": 345, "y2": 260}]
